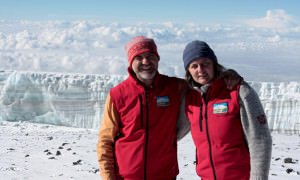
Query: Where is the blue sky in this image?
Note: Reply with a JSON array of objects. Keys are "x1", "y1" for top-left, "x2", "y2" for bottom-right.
[{"x1": 0, "y1": 0, "x2": 299, "y2": 23}]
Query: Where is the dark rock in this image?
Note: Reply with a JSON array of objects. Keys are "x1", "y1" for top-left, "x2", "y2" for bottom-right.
[
  {"x1": 89, "y1": 168, "x2": 99, "y2": 173},
  {"x1": 284, "y1": 157, "x2": 295, "y2": 164},
  {"x1": 56, "y1": 151, "x2": 61, "y2": 156},
  {"x1": 47, "y1": 136, "x2": 53, "y2": 140},
  {"x1": 286, "y1": 168, "x2": 294, "y2": 174},
  {"x1": 62, "y1": 143, "x2": 69, "y2": 146},
  {"x1": 73, "y1": 160, "x2": 82, "y2": 165}
]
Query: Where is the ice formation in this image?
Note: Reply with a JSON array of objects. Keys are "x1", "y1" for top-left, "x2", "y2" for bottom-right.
[{"x1": 0, "y1": 71, "x2": 299, "y2": 133}]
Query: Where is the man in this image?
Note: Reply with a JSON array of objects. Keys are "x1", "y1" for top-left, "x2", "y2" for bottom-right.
[{"x1": 97, "y1": 36, "x2": 188, "y2": 180}]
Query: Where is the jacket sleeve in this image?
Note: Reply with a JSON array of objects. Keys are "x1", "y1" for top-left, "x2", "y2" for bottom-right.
[
  {"x1": 176, "y1": 80, "x2": 191, "y2": 140},
  {"x1": 177, "y1": 95, "x2": 190, "y2": 140},
  {"x1": 239, "y1": 82, "x2": 272, "y2": 180},
  {"x1": 97, "y1": 94, "x2": 119, "y2": 180}
]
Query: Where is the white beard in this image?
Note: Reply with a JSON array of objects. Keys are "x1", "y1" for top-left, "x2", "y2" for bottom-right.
[{"x1": 137, "y1": 70, "x2": 156, "y2": 80}]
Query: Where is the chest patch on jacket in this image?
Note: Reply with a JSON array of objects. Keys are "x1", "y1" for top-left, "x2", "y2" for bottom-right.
[
  {"x1": 213, "y1": 102, "x2": 228, "y2": 114},
  {"x1": 156, "y1": 96, "x2": 170, "y2": 107}
]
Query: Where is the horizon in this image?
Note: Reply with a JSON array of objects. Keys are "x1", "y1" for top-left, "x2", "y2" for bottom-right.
[{"x1": 0, "y1": 1, "x2": 300, "y2": 82}]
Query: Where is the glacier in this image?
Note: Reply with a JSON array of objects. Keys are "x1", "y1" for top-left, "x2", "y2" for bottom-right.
[
  {"x1": 0, "y1": 71, "x2": 124, "y2": 129},
  {"x1": 0, "y1": 70, "x2": 299, "y2": 133}
]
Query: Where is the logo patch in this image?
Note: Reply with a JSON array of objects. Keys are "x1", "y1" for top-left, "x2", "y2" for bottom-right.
[
  {"x1": 156, "y1": 96, "x2": 170, "y2": 107},
  {"x1": 257, "y1": 114, "x2": 267, "y2": 125},
  {"x1": 213, "y1": 102, "x2": 228, "y2": 114}
]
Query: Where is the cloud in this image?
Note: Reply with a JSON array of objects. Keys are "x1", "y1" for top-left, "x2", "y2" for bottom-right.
[
  {"x1": 0, "y1": 18, "x2": 299, "y2": 82},
  {"x1": 244, "y1": 9, "x2": 295, "y2": 29}
]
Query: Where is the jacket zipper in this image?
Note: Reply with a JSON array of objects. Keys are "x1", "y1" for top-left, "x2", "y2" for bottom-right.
[
  {"x1": 143, "y1": 89, "x2": 149, "y2": 180},
  {"x1": 199, "y1": 103, "x2": 203, "y2": 131},
  {"x1": 204, "y1": 96, "x2": 217, "y2": 180},
  {"x1": 138, "y1": 95, "x2": 144, "y2": 128}
]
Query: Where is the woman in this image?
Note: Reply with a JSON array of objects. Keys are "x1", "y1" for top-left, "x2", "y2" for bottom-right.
[{"x1": 182, "y1": 40, "x2": 272, "y2": 180}]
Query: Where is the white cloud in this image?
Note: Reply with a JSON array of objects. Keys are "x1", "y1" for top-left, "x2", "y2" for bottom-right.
[
  {"x1": 0, "y1": 19, "x2": 299, "y2": 81},
  {"x1": 244, "y1": 9, "x2": 294, "y2": 29},
  {"x1": 266, "y1": 34, "x2": 281, "y2": 42}
]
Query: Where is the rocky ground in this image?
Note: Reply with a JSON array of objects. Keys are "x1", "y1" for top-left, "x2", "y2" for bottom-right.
[{"x1": 1, "y1": 121, "x2": 299, "y2": 180}]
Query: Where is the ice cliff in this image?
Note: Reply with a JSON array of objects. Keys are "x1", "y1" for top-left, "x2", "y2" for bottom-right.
[{"x1": 0, "y1": 71, "x2": 299, "y2": 133}]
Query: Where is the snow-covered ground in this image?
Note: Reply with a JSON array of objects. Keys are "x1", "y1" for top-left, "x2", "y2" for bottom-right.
[
  {"x1": 1, "y1": 121, "x2": 299, "y2": 180},
  {"x1": 1, "y1": 8, "x2": 300, "y2": 180}
]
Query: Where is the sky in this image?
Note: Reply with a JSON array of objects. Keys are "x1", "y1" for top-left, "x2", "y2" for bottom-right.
[
  {"x1": 0, "y1": 0, "x2": 300, "y2": 82},
  {"x1": 1, "y1": 0, "x2": 299, "y2": 23},
  {"x1": 0, "y1": 2, "x2": 300, "y2": 178}
]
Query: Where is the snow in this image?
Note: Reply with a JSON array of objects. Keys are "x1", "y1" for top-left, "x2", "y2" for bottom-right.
[
  {"x1": 1, "y1": 71, "x2": 300, "y2": 133},
  {"x1": 0, "y1": 121, "x2": 98, "y2": 180},
  {"x1": 0, "y1": 71, "x2": 124, "y2": 129},
  {"x1": 1, "y1": 121, "x2": 299, "y2": 180},
  {"x1": 0, "y1": 15, "x2": 300, "y2": 179},
  {"x1": 1, "y1": 70, "x2": 299, "y2": 179}
]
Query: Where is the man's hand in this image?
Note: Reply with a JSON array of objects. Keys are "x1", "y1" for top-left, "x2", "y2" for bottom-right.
[{"x1": 219, "y1": 69, "x2": 243, "y2": 89}]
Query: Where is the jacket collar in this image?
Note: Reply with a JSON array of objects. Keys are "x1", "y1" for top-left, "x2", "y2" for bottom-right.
[{"x1": 193, "y1": 78, "x2": 227, "y2": 97}]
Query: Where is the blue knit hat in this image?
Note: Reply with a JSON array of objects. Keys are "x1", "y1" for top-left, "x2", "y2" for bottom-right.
[{"x1": 183, "y1": 40, "x2": 217, "y2": 69}]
